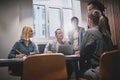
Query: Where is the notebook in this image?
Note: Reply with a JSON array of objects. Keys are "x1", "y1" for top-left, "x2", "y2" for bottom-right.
[{"x1": 58, "y1": 44, "x2": 74, "y2": 55}]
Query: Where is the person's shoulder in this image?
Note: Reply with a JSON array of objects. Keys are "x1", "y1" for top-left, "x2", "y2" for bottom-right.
[
  {"x1": 47, "y1": 40, "x2": 56, "y2": 44},
  {"x1": 86, "y1": 28, "x2": 93, "y2": 33},
  {"x1": 85, "y1": 28, "x2": 97, "y2": 35},
  {"x1": 15, "y1": 39, "x2": 22, "y2": 43},
  {"x1": 12, "y1": 40, "x2": 22, "y2": 46}
]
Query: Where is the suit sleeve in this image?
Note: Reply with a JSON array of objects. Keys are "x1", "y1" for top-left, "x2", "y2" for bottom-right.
[{"x1": 80, "y1": 31, "x2": 96, "y2": 58}]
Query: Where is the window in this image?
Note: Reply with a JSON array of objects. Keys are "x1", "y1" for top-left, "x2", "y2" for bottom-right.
[
  {"x1": 33, "y1": 0, "x2": 82, "y2": 43},
  {"x1": 48, "y1": 8, "x2": 61, "y2": 37},
  {"x1": 33, "y1": 5, "x2": 46, "y2": 38},
  {"x1": 63, "y1": 9, "x2": 72, "y2": 38}
]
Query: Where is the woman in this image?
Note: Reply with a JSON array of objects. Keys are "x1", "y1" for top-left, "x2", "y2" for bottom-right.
[
  {"x1": 8, "y1": 26, "x2": 38, "y2": 59},
  {"x1": 87, "y1": 0, "x2": 111, "y2": 35}
]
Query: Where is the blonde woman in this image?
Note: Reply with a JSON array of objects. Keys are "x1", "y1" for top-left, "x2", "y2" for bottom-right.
[{"x1": 8, "y1": 26, "x2": 38, "y2": 58}]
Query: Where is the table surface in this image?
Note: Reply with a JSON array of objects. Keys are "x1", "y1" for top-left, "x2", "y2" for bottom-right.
[
  {"x1": 0, "y1": 55, "x2": 80, "y2": 80},
  {"x1": 0, "y1": 55, "x2": 80, "y2": 67}
]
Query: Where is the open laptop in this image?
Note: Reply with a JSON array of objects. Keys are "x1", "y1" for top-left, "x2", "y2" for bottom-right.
[{"x1": 58, "y1": 44, "x2": 74, "y2": 55}]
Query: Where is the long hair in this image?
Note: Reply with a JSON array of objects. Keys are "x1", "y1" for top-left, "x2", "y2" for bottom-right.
[{"x1": 20, "y1": 26, "x2": 32, "y2": 40}]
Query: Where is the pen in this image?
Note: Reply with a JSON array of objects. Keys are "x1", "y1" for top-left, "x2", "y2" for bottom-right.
[{"x1": 16, "y1": 49, "x2": 22, "y2": 54}]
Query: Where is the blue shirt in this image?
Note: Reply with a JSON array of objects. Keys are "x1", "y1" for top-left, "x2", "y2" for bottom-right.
[{"x1": 8, "y1": 39, "x2": 39, "y2": 58}]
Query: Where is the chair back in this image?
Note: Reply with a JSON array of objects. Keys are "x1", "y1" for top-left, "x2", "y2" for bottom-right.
[
  {"x1": 22, "y1": 53, "x2": 67, "y2": 80},
  {"x1": 99, "y1": 50, "x2": 120, "y2": 80}
]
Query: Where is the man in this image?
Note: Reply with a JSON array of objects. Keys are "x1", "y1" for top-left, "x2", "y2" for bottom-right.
[
  {"x1": 79, "y1": 9, "x2": 113, "y2": 80},
  {"x1": 67, "y1": 17, "x2": 85, "y2": 78},
  {"x1": 44, "y1": 28, "x2": 64, "y2": 53},
  {"x1": 44, "y1": 28, "x2": 72, "y2": 80},
  {"x1": 68, "y1": 17, "x2": 85, "y2": 54},
  {"x1": 44, "y1": 28, "x2": 65, "y2": 53}
]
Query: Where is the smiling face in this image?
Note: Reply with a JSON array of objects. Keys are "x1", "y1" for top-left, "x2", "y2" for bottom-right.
[{"x1": 21, "y1": 26, "x2": 34, "y2": 40}]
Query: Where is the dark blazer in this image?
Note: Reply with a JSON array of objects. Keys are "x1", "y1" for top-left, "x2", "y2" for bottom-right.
[{"x1": 80, "y1": 27, "x2": 103, "y2": 66}]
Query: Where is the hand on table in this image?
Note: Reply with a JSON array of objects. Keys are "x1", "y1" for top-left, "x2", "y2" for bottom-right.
[
  {"x1": 16, "y1": 53, "x2": 26, "y2": 58},
  {"x1": 74, "y1": 51, "x2": 80, "y2": 57}
]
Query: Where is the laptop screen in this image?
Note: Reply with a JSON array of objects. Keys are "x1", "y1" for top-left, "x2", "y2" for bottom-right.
[{"x1": 58, "y1": 44, "x2": 74, "y2": 55}]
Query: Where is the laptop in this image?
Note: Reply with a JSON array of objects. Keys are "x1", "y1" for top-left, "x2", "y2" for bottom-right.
[{"x1": 58, "y1": 44, "x2": 74, "y2": 55}]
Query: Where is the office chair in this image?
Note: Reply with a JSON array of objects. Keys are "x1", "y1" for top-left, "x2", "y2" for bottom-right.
[
  {"x1": 22, "y1": 53, "x2": 68, "y2": 80},
  {"x1": 99, "y1": 49, "x2": 120, "y2": 80}
]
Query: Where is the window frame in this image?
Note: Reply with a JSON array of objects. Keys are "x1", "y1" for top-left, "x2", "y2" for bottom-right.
[{"x1": 33, "y1": 0, "x2": 83, "y2": 44}]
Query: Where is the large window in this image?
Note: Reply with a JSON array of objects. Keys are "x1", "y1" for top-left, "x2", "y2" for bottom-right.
[
  {"x1": 63, "y1": 9, "x2": 73, "y2": 38},
  {"x1": 33, "y1": 0, "x2": 82, "y2": 43},
  {"x1": 33, "y1": 5, "x2": 46, "y2": 38},
  {"x1": 48, "y1": 8, "x2": 61, "y2": 37}
]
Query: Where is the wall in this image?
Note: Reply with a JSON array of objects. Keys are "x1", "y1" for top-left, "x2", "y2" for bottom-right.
[
  {"x1": 0, "y1": 0, "x2": 33, "y2": 80},
  {"x1": 101, "y1": 0, "x2": 120, "y2": 49}
]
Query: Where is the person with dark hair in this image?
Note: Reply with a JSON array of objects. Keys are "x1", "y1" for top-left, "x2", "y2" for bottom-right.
[
  {"x1": 87, "y1": 0, "x2": 111, "y2": 36},
  {"x1": 44, "y1": 28, "x2": 65, "y2": 53},
  {"x1": 67, "y1": 17, "x2": 85, "y2": 79},
  {"x1": 77, "y1": 9, "x2": 113, "y2": 80},
  {"x1": 44, "y1": 28, "x2": 73, "y2": 80},
  {"x1": 88, "y1": 0, "x2": 105, "y2": 12},
  {"x1": 68, "y1": 16, "x2": 85, "y2": 55}
]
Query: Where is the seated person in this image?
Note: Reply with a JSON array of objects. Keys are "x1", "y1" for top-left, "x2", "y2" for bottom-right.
[
  {"x1": 8, "y1": 26, "x2": 39, "y2": 59},
  {"x1": 44, "y1": 28, "x2": 73, "y2": 80},
  {"x1": 44, "y1": 28, "x2": 68, "y2": 53}
]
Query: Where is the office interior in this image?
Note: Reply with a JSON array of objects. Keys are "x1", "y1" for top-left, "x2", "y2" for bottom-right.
[{"x1": 0, "y1": 0, "x2": 120, "y2": 80}]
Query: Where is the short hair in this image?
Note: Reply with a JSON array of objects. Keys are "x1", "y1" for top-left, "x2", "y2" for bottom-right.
[
  {"x1": 88, "y1": 9, "x2": 101, "y2": 25},
  {"x1": 88, "y1": 0, "x2": 105, "y2": 12},
  {"x1": 20, "y1": 26, "x2": 33, "y2": 40},
  {"x1": 55, "y1": 28, "x2": 62, "y2": 35},
  {"x1": 71, "y1": 17, "x2": 79, "y2": 22}
]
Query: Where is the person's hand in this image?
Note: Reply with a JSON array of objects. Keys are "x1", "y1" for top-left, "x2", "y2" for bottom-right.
[
  {"x1": 16, "y1": 53, "x2": 26, "y2": 58},
  {"x1": 74, "y1": 51, "x2": 80, "y2": 56}
]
